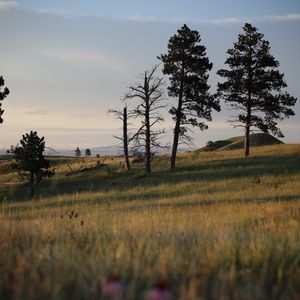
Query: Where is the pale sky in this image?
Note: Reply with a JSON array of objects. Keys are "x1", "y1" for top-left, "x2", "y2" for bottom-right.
[{"x1": 0, "y1": 0, "x2": 299, "y2": 150}]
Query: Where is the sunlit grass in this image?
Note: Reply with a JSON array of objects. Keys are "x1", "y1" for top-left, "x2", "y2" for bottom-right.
[{"x1": 0, "y1": 145, "x2": 300, "y2": 299}]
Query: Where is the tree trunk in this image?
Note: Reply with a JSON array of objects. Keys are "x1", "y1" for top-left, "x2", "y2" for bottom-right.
[
  {"x1": 170, "y1": 114, "x2": 181, "y2": 171},
  {"x1": 123, "y1": 107, "x2": 131, "y2": 171},
  {"x1": 144, "y1": 74, "x2": 151, "y2": 175},
  {"x1": 170, "y1": 80, "x2": 184, "y2": 171},
  {"x1": 245, "y1": 46, "x2": 252, "y2": 158},
  {"x1": 245, "y1": 93, "x2": 251, "y2": 158},
  {"x1": 30, "y1": 172, "x2": 35, "y2": 198},
  {"x1": 244, "y1": 124, "x2": 250, "y2": 158}
]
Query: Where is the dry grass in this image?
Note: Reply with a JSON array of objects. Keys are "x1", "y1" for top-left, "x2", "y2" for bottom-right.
[{"x1": 0, "y1": 145, "x2": 300, "y2": 299}]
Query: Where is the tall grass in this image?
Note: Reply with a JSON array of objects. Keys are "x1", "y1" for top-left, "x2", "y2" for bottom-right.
[{"x1": 0, "y1": 145, "x2": 300, "y2": 299}]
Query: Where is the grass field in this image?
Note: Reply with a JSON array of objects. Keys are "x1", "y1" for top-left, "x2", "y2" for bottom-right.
[{"x1": 0, "y1": 144, "x2": 300, "y2": 300}]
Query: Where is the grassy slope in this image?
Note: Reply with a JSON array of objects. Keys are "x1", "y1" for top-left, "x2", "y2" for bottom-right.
[
  {"x1": 0, "y1": 145, "x2": 300, "y2": 299},
  {"x1": 199, "y1": 133, "x2": 283, "y2": 152}
]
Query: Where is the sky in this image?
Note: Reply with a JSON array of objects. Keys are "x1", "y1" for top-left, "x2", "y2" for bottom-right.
[{"x1": 0, "y1": 0, "x2": 300, "y2": 150}]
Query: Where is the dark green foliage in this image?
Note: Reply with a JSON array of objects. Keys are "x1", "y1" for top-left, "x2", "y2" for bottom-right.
[
  {"x1": 85, "y1": 148, "x2": 92, "y2": 157},
  {"x1": 159, "y1": 24, "x2": 220, "y2": 170},
  {"x1": 217, "y1": 23, "x2": 297, "y2": 157},
  {"x1": 14, "y1": 131, "x2": 54, "y2": 197},
  {"x1": 0, "y1": 76, "x2": 10, "y2": 124},
  {"x1": 75, "y1": 147, "x2": 81, "y2": 158}
]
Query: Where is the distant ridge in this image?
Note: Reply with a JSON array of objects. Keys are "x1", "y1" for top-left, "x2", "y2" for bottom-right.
[{"x1": 198, "y1": 133, "x2": 284, "y2": 152}]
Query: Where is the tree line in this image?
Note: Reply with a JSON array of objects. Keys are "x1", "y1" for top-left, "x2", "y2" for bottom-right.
[
  {"x1": 110, "y1": 23, "x2": 297, "y2": 175},
  {"x1": 0, "y1": 22, "x2": 297, "y2": 195}
]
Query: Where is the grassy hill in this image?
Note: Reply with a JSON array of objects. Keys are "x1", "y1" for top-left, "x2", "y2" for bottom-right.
[
  {"x1": 0, "y1": 144, "x2": 300, "y2": 299},
  {"x1": 199, "y1": 133, "x2": 284, "y2": 152}
]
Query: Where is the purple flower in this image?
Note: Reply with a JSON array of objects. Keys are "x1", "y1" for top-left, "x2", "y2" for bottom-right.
[
  {"x1": 145, "y1": 280, "x2": 173, "y2": 300},
  {"x1": 103, "y1": 275, "x2": 125, "y2": 297}
]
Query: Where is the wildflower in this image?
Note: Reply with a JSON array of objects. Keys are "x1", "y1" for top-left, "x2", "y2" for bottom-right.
[
  {"x1": 103, "y1": 275, "x2": 125, "y2": 297},
  {"x1": 145, "y1": 279, "x2": 173, "y2": 300}
]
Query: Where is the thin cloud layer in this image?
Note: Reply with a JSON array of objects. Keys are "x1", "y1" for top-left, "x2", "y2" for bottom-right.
[
  {"x1": 0, "y1": 0, "x2": 17, "y2": 10},
  {"x1": 126, "y1": 14, "x2": 158, "y2": 23},
  {"x1": 41, "y1": 49, "x2": 125, "y2": 70},
  {"x1": 212, "y1": 18, "x2": 242, "y2": 25},
  {"x1": 268, "y1": 14, "x2": 300, "y2": 22},
  {"x1": 124, "y1": 14, "x2": 300, "y2": 25}
]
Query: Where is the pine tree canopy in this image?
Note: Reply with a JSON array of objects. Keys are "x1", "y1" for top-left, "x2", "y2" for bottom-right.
[
  {"x1": 217, "y1": 23, "x2": 297, "y2": 137},
  {"x1": 159, "y1": 24, "x2": 219, "y2": 133}
]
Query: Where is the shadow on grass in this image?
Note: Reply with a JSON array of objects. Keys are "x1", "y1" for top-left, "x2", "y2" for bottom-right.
[
  {"x1": 4, "y1": 193, "x2": 300, "y2": 221},
  {"x1": 1, "y1": 151, "x2": 300, "y2": 205}
]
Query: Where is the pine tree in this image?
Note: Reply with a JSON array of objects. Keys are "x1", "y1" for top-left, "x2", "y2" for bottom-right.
[
  {"x1": 0, "y1": 76, "x2": 10, "y2": 124},
  {"x1": 217, "y1": 23, "x2": 297, "y2": 157},
  {"x1": 159, "y1": 24, "x2": 220, "y2": 171},
  {"x1": 74, "y1": 147, "x2": 81, "y2": 158},
  {"x1": 14, "y1": 131, "x2": 54, "y2": 197},
  {"x1": 85, "y1": 148, "x2": 92, "y2": 157}
]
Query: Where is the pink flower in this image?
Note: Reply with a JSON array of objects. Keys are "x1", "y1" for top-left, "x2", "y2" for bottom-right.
[
  {"x1": 146, "y1": 289, "x2": 173, "y2": 300},
  {"x1": 103, "y1": 275, "x2": 125, "y2": 297},
  {"x1": 145, "y1": 280, "x2": 173, "y2": 300}
]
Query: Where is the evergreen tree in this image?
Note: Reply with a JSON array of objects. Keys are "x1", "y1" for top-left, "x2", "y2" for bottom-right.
[
  {"x1": 85, "y1": 148, "x2": 92, "y2": 157},
  {"x1": 14, "y1": 131, "x2": 54, "y2": 197},
  {"x1": 217, "y1": 23, "x2": 297, "y2": 157},
  {"x1": 0, "y1": 76, "x2": 10, "y2": 124},
  {"x1": 159, "y1": 24, "x2": 220, "y2": 171},
  {"x1": 75, "y1": 147, "x2": 81, "y2": 158}
]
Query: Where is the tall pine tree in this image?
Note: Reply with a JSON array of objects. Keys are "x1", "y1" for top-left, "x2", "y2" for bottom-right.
[
  {"x1": 159, "y1": 24, "x2": 220, "y2": 171},
  {"x1": 217, "y1": 23, "x2": 297, "y2": 157}
]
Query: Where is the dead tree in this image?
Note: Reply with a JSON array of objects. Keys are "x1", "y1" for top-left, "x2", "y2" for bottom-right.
[
  {"x1": 108, "y1": 106, "x2": 133, "y2": 171},
  {"x1": 65, "y1": 159, "x2": 106, "y2": 176},
  {"x1": 125, "y1": 65, "x2": 166, "y2": 176}
]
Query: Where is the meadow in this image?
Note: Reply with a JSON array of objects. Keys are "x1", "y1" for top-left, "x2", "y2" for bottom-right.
[{"x1": 0, "y1": 144, "x2": 300, "y2": 300}]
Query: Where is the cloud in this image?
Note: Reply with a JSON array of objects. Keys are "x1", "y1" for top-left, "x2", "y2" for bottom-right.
[
  {"x1": 0, "y1": 0, "x2": 17, "y2": 10},
  {"x1": 126, "y1": 14, "x2": 158, "y2": 23},
  {"x1": 36, "y1": 127, "x2": 119, "y2": 133},
  {"x1": 33, "y1": 8, "x2": 71, "y2": 17},
  {"x1": 167, "y1": 16, "x2": 243, "y2": 25},
  {"x1": 125, "y1": 14, "x2": 300, "y2": 25},
  {"x1": 41, "y1": 49, "x2": 124, "y2": 70},
  {"x1": 267, "y1": 14, "x2": 300, "y2": 22},
  {"x1": 212, "y1": 18, "x2": 242, "y2": 25},
  {"x1": 22, "y1": 109, "x2": 49, "y2": 116}
]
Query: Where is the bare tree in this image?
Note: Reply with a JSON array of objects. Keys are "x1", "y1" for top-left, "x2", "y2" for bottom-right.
[
  {"x1": 109, "y1": 106, "x2": 133, "y2": 171},
  {"x1": 125, "y1": 65, "x2": 166, "y2": 176}
]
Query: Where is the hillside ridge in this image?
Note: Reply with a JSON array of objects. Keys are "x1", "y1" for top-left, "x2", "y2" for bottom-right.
[{"x1": 198, "y1": 133, "x2": 284, "y2": 152}]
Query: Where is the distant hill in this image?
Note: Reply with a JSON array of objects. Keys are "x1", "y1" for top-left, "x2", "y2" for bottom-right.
[{"x1": 198, "y1": 133, "x2": 284, "y2": 152}]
